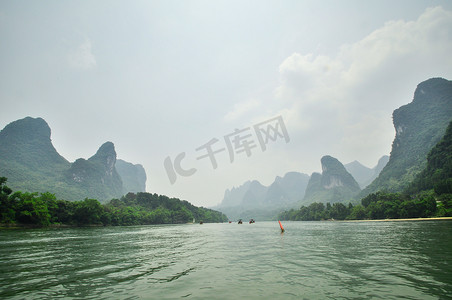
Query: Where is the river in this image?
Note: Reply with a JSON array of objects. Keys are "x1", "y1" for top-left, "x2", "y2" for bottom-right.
[{"x1": 1, "y1": 220, "x2": 451, "y2": 299}]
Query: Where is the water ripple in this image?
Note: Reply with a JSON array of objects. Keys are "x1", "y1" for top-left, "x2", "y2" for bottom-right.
[{"x1": 1, "y1": 222, "x2": 452, "y2": 299}]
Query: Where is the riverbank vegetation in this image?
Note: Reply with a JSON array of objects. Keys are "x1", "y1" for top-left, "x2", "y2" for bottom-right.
[
  {"x1": 280, "y1": 120, "x2": 452, "y2": 221},
  {"x1": 0, "y1": 177, "x2": 227, "y2": 227},
  {"x1": 279, "y1": 190, "x2": 452, "y2": 221}
]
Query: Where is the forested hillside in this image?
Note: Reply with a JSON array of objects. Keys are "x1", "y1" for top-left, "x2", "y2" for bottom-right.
[
  {"x1": 361, "y1": 78, "x2": 452, "y2": 196},
  {"x1": 407, "y1": 120, "x2": 452, "y2": 196}
]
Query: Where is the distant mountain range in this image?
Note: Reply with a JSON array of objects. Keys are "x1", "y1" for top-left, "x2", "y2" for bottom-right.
[
  {"x1": 344, "y1": 156, "x2": 389, "y2": 189},
  {"x1": 214, "y1": 155, "x2": 389, "y2": 220},
  {"x1": 216, "y1": 77, "x2": 452, "y2": 220},
  {"x1": 214, "y1": 172, "x2": 310, "y2": 220},
  {"x1": 0, "y1": 117, "x2": 146, "y2": 201},
  {"x1": 2, "y1": 78, "x2": 451, "y2": 217},
  {"x1": 215, "y1": 154, "x2": 389, "y2": 220}
]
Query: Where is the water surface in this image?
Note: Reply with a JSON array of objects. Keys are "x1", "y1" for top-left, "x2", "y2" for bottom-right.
[{"x1": 1, "y1": 221, "x2": 451, "y2": 299}]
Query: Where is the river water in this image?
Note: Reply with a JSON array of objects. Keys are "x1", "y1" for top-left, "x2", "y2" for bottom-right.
[{"x1": 1, "y1": 220, "x2": 451, "y2": 299}]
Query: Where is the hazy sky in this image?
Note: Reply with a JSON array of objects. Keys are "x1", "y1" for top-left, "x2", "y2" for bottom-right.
[{"x1": 1, "y1": 0, "x2": 452, "y2": 207}]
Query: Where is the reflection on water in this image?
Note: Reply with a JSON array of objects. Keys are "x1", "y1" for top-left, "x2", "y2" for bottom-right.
[{"x1": 0, "y1": 221, "x2": 451, "y2": 299}]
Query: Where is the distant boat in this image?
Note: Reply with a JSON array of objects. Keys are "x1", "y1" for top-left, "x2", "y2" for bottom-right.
[
  {"x1": 238, "y1": 219, "x2": 243, "y2": 224},
  {"x1": 249, "y1": 219, "x2": 255, "y2": 224}
]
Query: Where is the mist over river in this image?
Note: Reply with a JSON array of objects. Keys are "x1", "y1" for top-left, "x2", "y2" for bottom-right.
[{"x1": 1, "y1": 220, "x2": 451, "y2": 299}]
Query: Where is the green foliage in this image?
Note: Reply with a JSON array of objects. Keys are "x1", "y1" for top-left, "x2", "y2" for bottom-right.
[
  {"x1": 348, "y1": 205, "x2": 367, "y2": 220},
  {"x1": 8, "y1": 191, "x2": 51, "y2": 226},
  {"x1": 436, "y1": 194, "x2": 452, "y2": 217},
  {"x1": 279, "y1": 191, "x2": 439, "y2": 221},
  {"x1": 278, "y1": 202, "x2": 352, "y2": 221},
  {"x1": 73, "y1": 198, "x2": 105, "y2": 225},
  {"x1": 104, "y1": 192, "x2": 228, "y2": 225},
  {"x1": 0, "y1": 177, "x2": 227, "y2": 227},
  {"x1": 0, "y1": 176, "x2": 14, "y2": 223}
]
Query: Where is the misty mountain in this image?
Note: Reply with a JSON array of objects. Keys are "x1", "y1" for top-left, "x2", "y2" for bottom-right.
[
  {"x1": 65, "y1": 141, "x2": 124, "y2": 201},
  {"x1": 303, "y1": 155, "x2": 361, "y2": 204},
  {"x1": 215, "y1": 171, "x2": 310, "y2": 220},
  {"x1": 360, "y1": 77, "x2": 452, "y2": 197},
  {"x1": 241, "y1": 180, "x2": 268, "y2": 207},
  {"x1": 273, "y1": 172, "x2": 311, "y2": 204},
  {"x1": 116, "y1": 159, "x2": 147, "y2": 194},
  {"x1": 0, "y1": 117, "x2": 147, "y2": 201},
  {"x1": 344, "y1": 155, "x2": 389, "y2": 188},
  {"x1": 0, "y1": 117, "x2": 70, "y2": 195}
]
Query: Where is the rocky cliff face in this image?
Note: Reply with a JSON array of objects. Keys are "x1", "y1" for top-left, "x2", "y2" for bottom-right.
[
  {"x1": 360, "y1": 77, "x2": 452, "y2": 197},
  {"x1": 66, "y1": 142, "x2": 124, "y2": 200},
  {"x1": 321, "y1": 156, "x2": 360, "y2": 190},
  {"x1": 89, "y1": 142, "x2": 117, "y2": 177},
  {"x1": 303, "y1": 155, "x2": 361, "y2": 204}
]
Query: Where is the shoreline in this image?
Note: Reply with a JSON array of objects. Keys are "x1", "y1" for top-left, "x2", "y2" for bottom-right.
[{"x1": 343, "y1": 216, "x2": 452, "y2": 222}]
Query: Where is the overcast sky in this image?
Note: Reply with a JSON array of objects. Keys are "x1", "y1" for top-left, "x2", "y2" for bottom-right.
[{"x1": 1, "y1": 0, "x2": 452, "y2": 207}]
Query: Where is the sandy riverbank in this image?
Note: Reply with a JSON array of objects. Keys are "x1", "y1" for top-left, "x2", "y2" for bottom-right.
[{"x1": 344, "y1": 216, "x2": 452, "y2": 222}]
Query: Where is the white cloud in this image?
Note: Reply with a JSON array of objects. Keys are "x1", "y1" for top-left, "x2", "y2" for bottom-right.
[
  {"x1": 276, "y1": 6, "x2": 452, "y2": 166},
  {"x1": 223, "y1": 99, "x2": 261, "y2": 122},
  {"x1": 67, "y1": 39, "x2": 97, "y2": 70}
]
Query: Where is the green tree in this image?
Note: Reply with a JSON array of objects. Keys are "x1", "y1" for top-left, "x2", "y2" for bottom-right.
[
  {"x1": 12, "y1": 192, "x2": 51, "y2": 226},
  {"x1": 0, "y1": 177, "x2": 15, "y2": 223},
  {"x1": 330, "y1": 203, "x2": 349, "y2": 220},
  {"x1": 347, "y1": 205, "x2": 366, "y2": 220},
  {"x1": 437, "y1": 194, "x2": 452, "y2": 216},
  {"x1": 40, "y1": 192, "x2": 58, "y2": 223},
  {"x1": 152, "y1": 207, "x2": 171, "y2": 224},
  {"x1": 172, "y1": 206, "x2": 193, "y2": 223},
  {"x1": 73, "y1": 198, "x2": 104, "y2": 225}
]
